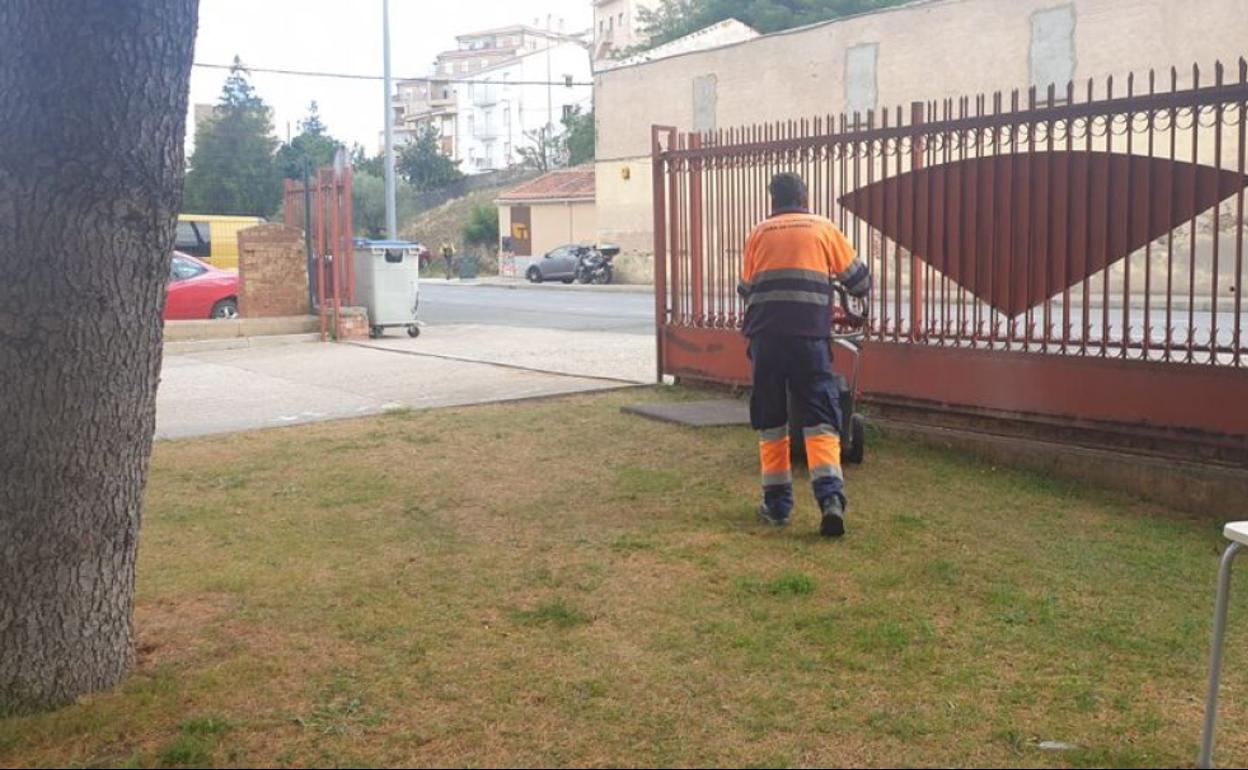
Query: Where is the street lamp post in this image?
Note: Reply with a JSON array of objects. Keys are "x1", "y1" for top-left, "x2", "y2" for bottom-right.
[{"x1": 383, "y1": 0, "x2": 397, "y2": 240}]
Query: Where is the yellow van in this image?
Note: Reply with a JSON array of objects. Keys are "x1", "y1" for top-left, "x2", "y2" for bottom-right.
[{"x1": 175, "y1": 214, "x2": 265, "y2": 271}]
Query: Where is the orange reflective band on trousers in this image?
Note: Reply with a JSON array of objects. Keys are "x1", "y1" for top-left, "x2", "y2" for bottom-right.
[
  {"x1": 804, "y1": 431, "x2": 843, "y2": 481},
  {"x1": 759, "y1": 434, "x2": 792, "y2": 487}
]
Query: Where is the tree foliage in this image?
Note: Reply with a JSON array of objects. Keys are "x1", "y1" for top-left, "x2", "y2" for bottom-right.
[
  {"x1": 396, "y1": 124, "x2": 463, "y2": 193},
  {"x1": 516, "y1": 125, "x2": 565, "y2": 173},
  {"x1": 275, "y1": 101, "x2": 344, "y2": 182},
  {"x1": 562, "y1": 107, "x2": 595, "y2": 167},
  {"x1": 183, "y1": 57, "x2": 282, "y2": 216},
  {"x1": 635, "y1": 0, "x2": 909, "y2": 49},
  {"x1": 461, "y1": 204, "x2": 500, "y2": 251},
  {"x1": 351, "y1": 171, "x2": 418, "y2": 239},
  {"x1": 351, "y1": 144, "x2": 385, "y2": 177}
]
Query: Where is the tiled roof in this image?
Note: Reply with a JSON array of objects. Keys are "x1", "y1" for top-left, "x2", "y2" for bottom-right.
[{"x1": 497, "y1": 167, "x2": 595, "y2": 202}]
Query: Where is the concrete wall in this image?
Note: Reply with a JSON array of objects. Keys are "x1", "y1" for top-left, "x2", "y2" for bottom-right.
[{"x1": 595, "y1": 0, "x2": 1248, "y2": 265}]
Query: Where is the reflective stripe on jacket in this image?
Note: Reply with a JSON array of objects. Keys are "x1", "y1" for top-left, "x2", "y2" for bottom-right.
[{"x1": 738, "y1": 208, "x2": 870, "y2": 338}]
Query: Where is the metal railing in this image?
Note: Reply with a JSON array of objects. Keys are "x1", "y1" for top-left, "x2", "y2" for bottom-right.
[
  {"x1": 284, "y1": 161, "x2": 354, "y2": 341},
  {"x1": 654, "y1": 60, "x2": 1248, "y2": 368}
]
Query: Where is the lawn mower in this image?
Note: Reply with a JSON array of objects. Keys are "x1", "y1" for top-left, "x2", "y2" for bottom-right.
[{"x1": 788, "y1": 282, "x2": 869, "y2": 466}]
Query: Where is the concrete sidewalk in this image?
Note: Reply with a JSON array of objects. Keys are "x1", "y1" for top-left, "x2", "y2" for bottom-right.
[
  {"x1": 156, "y1": 339, "x2": 632, "y2": 440},
  {"x1": 359, "y1": 323, "x2": 655, "y2": 383}
]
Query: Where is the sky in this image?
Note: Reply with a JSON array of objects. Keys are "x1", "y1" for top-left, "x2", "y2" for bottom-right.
[{"x1": 189, "y1": 0, "x2": 592, "y2": 154}]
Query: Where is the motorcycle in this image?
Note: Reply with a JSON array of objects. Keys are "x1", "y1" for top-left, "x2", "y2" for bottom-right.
[{"x1": 574, "y1": 244, "x2": 620, "y2": 285}]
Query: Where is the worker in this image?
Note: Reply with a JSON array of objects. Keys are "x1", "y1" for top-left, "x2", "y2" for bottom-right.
[
  {"x1": 738, "y1": 172, "x2": 871, "y2": 537},
  {"x1": 441, "y1": 241, "x2": 455, "y2": 279}
]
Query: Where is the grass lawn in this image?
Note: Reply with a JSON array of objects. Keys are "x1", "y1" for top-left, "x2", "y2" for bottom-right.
[{"x1": 1, "y1": 387, "x2": 1245, "y2": 768}]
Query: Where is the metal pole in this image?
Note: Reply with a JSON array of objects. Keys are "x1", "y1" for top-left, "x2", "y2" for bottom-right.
[
  {"x1": 383, "y1": 0, "x2": 398, "y2": 240},
  {"x1": 303, "y1": 157, "x2": 315, "y2": 312},
  {"x1": 545, "y1": 14, "x2": 553, "y2": 132},
  {"x1": 1200, "y1": 540, "x2": 1241, "y2": 769}
]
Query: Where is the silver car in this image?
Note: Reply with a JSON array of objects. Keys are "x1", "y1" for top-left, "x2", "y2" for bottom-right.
[{"x1": 525, "y1": 244, "x2": 589, "y2": 284}]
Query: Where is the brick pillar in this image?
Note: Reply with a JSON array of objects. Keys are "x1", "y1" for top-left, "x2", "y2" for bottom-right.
[
  {"x1": 237, "y1": 224, "x2": 310, "y2": 318},
  {"x1": 333, "y1": 306, "x2": 371, "y2": 341}
]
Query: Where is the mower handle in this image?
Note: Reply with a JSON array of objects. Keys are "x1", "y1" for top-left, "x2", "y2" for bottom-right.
[{"x1": 830, "y1": 282, "x2": 869, "y2": 341}]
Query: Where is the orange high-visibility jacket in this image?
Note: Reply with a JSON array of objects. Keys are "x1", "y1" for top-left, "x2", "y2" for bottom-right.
[{"x1": 738, "y1": 208, "x2": 870, "y2": 338}]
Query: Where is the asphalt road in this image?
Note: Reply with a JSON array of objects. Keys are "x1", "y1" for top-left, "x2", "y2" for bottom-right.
[{"x1": 418, "y1": 283, "x2": 655, "y2": 335}]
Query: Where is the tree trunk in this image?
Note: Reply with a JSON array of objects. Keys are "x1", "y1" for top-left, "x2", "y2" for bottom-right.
[{"x1": 0, "y1": 0, "x2": 199, "y2": 712}]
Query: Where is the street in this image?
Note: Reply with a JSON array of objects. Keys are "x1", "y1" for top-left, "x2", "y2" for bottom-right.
[{"x1": 418, "y1": 282, "x2": 655, "y2": 334}]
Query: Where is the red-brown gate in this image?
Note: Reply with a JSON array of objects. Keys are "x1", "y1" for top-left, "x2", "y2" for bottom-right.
[
  {"x1": 284, "y1": 154, "x2": 354, "y2": 341},
  {"x1": 652, "y1": 60, "x2": 1248, "y2": 461}
]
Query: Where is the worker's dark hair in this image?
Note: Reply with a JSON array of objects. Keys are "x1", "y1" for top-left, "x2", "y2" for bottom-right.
[{"x1": 769, "y1": 172, "x2": 808, "y2": 211}]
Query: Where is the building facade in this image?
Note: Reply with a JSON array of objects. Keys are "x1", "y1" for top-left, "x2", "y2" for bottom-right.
[
  {"x1": 592, "y1": 0, "x2": 660, "y2": 64},
  {"x1": 386, "y1": 25, "x2": 591, "y2": 175},
  {"x1": 455, "y1": 42, "x2": 593, "y2": 174},
  {"x1": 594, "y1": 0, "x2": 1248, "y2": 279},
  {"x1": 496, "y1": 167, "x2": 597, "y2": 277}
]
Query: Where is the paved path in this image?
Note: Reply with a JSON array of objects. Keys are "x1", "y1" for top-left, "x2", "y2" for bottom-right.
[{"x1": 156, "y1": 284, "x2": 656, "y2": 439}]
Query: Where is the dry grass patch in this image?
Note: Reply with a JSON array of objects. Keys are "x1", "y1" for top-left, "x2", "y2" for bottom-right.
[{"x1": 2, "y1": 387, "x2": 1248, "y2": 768}]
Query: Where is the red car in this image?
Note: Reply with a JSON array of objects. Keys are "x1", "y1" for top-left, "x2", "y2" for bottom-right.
[{"x1": 165, "y1": 252, "x2": 239, "y2": 320}]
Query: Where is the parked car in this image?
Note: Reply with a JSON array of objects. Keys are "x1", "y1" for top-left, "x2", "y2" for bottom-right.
[
  {"x1": 527, "y1": 244, "x2": 621, "y2": 284},
  {"x1": 165, "y1": 252, "x2": 239, "y2": 320},
  {"x1": 526, "y1": 244, "x2": 586, "y2": 284}
]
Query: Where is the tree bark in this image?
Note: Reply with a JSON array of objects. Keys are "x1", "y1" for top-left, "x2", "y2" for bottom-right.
[{"x1": 0, "y1": 0, "x2": 199, "y2": 712}]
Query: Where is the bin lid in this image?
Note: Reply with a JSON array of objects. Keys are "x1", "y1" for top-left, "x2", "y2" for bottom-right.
[{"x1": 354, "y1": 238, "x2": 421, "y2": 256}]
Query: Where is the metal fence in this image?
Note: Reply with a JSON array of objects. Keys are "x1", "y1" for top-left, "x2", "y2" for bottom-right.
[
  {"x1": 284, "y1": 160, "x2": 354, "y2": 341},
  {"x1": 652, "y1": 59, "x2": 1248, "y2": 448}
]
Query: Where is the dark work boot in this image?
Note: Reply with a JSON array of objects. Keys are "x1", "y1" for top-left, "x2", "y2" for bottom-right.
[
  {"x1": 758, "y1": 484, "x2": 793, "y2": 528},
  {"x1": 819, "y1": 496, "x2": 846, "y2": 538},
  {"x1": 758, "y1": 503, "x2": 791, "y2": 528}
]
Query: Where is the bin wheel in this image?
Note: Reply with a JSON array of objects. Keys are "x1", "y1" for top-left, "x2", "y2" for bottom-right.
[
  {"x1": 369, "y1": 326, "x2": 383, "y2": 339},
  {"x1": 406, "y1": 325, "x2": 421, "y2": 338},
  {"x1": 843, "y1": 414, "x2": 866, "y2": 465}
]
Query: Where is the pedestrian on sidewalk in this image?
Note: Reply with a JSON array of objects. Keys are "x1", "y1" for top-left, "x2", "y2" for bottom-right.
[
  {"x1": 441, "y1": 241, "x2": 455, "y2": 280},
  {"x1": 739, "y1": 172, "x2": 871, "y2": 538}
]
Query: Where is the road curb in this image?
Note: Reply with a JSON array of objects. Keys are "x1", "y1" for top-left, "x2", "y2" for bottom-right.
[
  {"x1": 422, "y1": 278, "x2": 651, "y2": 295},
  {"x1": 165, "y1": 333, "x2": 321, "y2": 356},
  {"x1": 347, "y1": 341, "x2": 648, "y2": 386}
]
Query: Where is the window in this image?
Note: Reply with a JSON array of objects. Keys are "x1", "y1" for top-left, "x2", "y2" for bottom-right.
[
  {"x1": 563, "y1": 104, "x2": 574, "y2": 121},
  {"x1": 599, "y1": 19, "x2": 604, "y2": 34},
  {"x1": 174, "y1": 221, "x2": 211, "y2": 258},
  {"x1": 1031, "y1": 5, "x2": 1076, "y2": 98},
  {"x1": 468, "y1": 115, "x2": 475, "y2": 135},
  {"x1": 503, "y1": 106, "x2": 511, "y2": 125},
  {"x1": 845, "y1": 43, "x2": 878, "y2": 117},
  {"x1": 169, "y1": 254, "x2": 207, "y2": 282}
]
